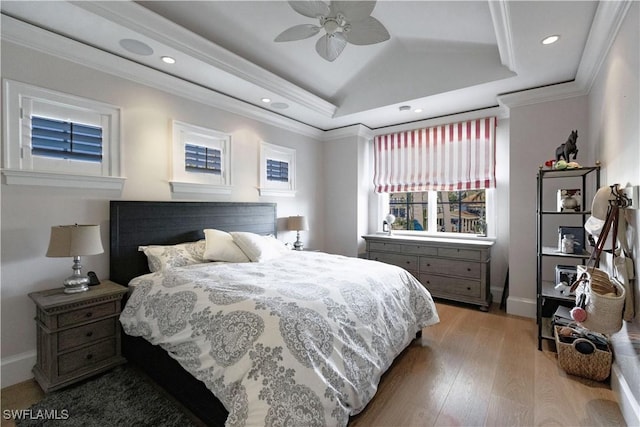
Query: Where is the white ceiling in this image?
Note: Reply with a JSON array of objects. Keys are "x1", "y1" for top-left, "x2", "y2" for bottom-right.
[{"x1": 1, "y1": 1, "x2": 617, "y2": 131}]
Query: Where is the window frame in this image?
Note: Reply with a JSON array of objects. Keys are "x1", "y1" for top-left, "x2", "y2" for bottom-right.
[
  {"x1": 258, "y1": 141, "x2": 296, "y2": 197},
  {"x1": 2, "y1": 79, "x2": 123, "y2": 190},
  {"x1": 379, "y1": 189, "x2": 496, "y2": 239},
  {"x1": 170, "y1": 120, "x2": 232, "y2": 195}
]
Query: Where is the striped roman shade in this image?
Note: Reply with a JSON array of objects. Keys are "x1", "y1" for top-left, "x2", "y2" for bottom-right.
[{"x1": 373, "y1": 117, "x2": 496, "y2": 193}]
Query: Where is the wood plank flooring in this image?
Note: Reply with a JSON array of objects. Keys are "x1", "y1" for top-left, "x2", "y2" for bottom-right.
[{"x1": 1, "y1": 302, "x2": 627, "y2": 427}]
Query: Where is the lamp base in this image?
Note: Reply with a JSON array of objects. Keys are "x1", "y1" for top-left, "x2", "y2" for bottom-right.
[{"x1": 63, "y1": 256, "x2": 90, "y2": 293}]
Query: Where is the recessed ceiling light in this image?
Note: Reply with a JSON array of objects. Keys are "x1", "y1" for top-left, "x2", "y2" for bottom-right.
[
  {"x1": 161, "y1": 56, "x2": 176, "y2": 64},
  {"x1": 541, "y1": 35, "x2": 560, "y2": 45},
  {"x1": 261, "y1": 97, "x2": 271, "y2": 103},
  {"x1": 414, "y1": 108, "x2": 423, "y2": 113},
  {"x1": 399, "y1": 105, "x2": 411, "y2": 112},
  {"x1": 119, "y1": 39, "x2": 153, "y2": 56}
]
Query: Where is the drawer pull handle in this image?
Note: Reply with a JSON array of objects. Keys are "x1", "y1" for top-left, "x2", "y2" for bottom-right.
[
  {"x1": 85, "y1": 312, "x2": 93, "y2": 318},
  {"x1": 86, "y1": 331, "x2": 93, "y2": 338},
  {"x1": 426, "y1": 263, "x2": 431, "y2": 267},
  {"x1": 406, "y1": 261, "x2": 410, "y2": 264},
  {"x1": 467, "y1": 268, "x2": 471, "y2": 271},
  {"x1": 467, "y1": 287, "x2": 472, "y2": 291},
  {"x1": 86, "y1": 354, "x2": 93, "y2": 360}
]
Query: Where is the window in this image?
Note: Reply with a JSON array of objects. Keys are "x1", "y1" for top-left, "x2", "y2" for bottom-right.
[
  {"x1": 374, "y1": 117, "x2": 495, "y2": 237},
  {"x1": 266, "y1": 159, "x2": 289, "y2": 182},
  {"x1": 185, "y1": 144, "x2": 221, "y2": 175},
  {"x1": 258, "y1": 142, "x2": 296, "y2": 197},
  {"x1": 388, "y1": 190, "x2": 487, "y2": 235},
  {"x1": 2, "y1": 79, "x2": 123, "y2": 190},
  {"x1": 31, "y1": 116, "x2": 103, "y2": 163},
  {"x1": 170, "y1": 121, "x2": 231, "y2": 195}
]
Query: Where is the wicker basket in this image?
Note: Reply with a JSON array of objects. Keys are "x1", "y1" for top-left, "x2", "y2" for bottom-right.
[
  {"x1": 574, "y1": 266, "x2": 626, "y2": 334},
  {"x1": 554, "y1": 326, "x2": 612, "y2": 381}
]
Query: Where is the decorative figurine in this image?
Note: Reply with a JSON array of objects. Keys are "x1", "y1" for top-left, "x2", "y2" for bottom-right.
[{"x1": 555, "y1": 130, "x2": 578, "y2": 161}]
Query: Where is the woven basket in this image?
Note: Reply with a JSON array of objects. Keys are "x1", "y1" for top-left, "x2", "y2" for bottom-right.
[
  {"x1": 554, "y1": 326, "x2": 612, "y2": 381},
  {"x1": 575, "y1": 266, "x2": 625, "y2": 334}
]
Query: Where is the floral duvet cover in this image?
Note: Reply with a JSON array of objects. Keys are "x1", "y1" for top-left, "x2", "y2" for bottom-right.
[{"x1": 120, "y1": 251, "x2": 439, "y2": 427}]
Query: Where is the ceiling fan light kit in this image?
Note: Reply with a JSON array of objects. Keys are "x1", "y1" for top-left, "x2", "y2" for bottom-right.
[{"x1": 275, "y1": 0, "x2": 390, "y2": 62}]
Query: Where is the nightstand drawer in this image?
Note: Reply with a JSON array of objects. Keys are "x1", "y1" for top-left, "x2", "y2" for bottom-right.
[
  {"x1": 58, "y1": 302, "x2": 116, "y2": 328},
  {"x1": 58, "y1": 318, "x2": 116, "y2": 351},
  {"x1": 368, "y1": 242, "x2": 402, "y2": 253},
  {"x1": 58, "y1": 339, "x2": 116, "y2": 375}
]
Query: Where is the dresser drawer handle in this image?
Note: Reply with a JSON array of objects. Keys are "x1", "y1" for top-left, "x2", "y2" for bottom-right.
[
  {"x1": 467, "y1": 287, "x2": 472, "y2": 291},
  {"x1": 85, "y1": 312, "x2": 93, "y2": 318},
  {"x1": 406, "y1": 261, "x2": 410, "y2": 264},
  {"x1": 86, "y1": 354, "x2": 93, "y2": 360},
  {"x1": 86, "y1": 331, "x2": 93, "y2": 338},
  {"x1": 467, "y1": 268, "x2": 471, "y2": 271}
]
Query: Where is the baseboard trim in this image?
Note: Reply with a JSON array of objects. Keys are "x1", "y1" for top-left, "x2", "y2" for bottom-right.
[
  {"x1": 1, "y1": 350, "x2": 36, "y2": 388},
  {"x1": 611, "y1": 363, "x2": 640, "y2": 427},
  {"x1": 505, "y1": 296, "x2": 536, "y2": 318}
]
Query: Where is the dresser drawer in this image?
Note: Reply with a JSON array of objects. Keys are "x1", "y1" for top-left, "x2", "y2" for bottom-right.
[
  {"x1": 58, "y1": 339, "x2": 116, "y2": 375},
  {"x1": 419, "y1": 258, "x2": 480, "y2": 279},
  {"x1": 58, "y1": 318, "x2": 116, "y2": 351},
  {"x1": 401, "y1": 244, "x2": 437, "y2": 256},
  {"x1": 368, "y1": 241, "x2": 403, "y2": 253},
  {"x1": 58, "y1": 302, "x2": 116, "y2": 328},
  {"x1": 437, "y1": 247, "x2": 482, "y2": 261},
  {"x1": 369, "y1": 252, "x2": 418, "y2": 270},
  {"x1": 419, "y1": 274, "x2": 481, "y2": 298}
]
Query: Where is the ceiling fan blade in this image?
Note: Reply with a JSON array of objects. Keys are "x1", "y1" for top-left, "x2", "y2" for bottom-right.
[
  {"x1": 288, "y1": 1, "x2": 330, "y2": 18},
  {"x1": 330, "y1": 1, "x2": 376, "y2": 22},
  {"x1": 274, "y1": 24, "x2": 321, "y2": 42},
  {"x1": 315, "y1": 33, "x2": 347, "y2": 61},
  {"x1": 344, "y1": 16, "x2": 390, "y2": 45}
]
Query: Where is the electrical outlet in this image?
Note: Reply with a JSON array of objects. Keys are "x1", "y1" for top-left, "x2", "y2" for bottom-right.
[{"x1": 622, "y1": 185, "x2": 639, "y2": 209}]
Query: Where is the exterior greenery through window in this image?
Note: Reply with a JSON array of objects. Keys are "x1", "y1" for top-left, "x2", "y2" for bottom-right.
[{"x1": 389, "y1": 190, "x2": 486, "y2": 235}]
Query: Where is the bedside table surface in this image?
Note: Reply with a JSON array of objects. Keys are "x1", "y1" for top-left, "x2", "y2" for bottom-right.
[{"x1": 29, "y1": 280, "x2": 126, "y2": 310}]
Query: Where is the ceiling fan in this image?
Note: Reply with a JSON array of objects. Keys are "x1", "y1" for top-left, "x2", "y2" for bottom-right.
[{"x1": 274, "y1": 1, "x2": 390, "y2": 62}]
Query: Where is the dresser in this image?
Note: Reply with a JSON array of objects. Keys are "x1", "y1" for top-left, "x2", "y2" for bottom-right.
[
  {"x1": 363, "y1": 234, "x2": 494, "y2": 310},
  {"x1": 29, "y1": 280, "x2": 127, "y2": 392}
]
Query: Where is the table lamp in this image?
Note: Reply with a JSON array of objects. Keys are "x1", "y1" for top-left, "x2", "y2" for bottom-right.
[
  {"x1": 287, "y1": 216, "x2": 309, "y2": 251},
  {"x1": 46, "y1": 224, "x2": 104, "y2": 293}
]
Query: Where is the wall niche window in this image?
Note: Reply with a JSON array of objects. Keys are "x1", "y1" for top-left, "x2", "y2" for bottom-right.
[
  {"x1": 170, "y1": 120, "x2": 231, "y2": 195},
  {"x1": 258, "y1": 141, "x2": 296, "y2": 197},
  {"x1": 2, "y1": 79, "x2": 123, "y2": 190}
]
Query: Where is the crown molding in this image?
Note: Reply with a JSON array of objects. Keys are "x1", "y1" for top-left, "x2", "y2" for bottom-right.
[
  {"x1": 488, "y1": 0, "x2": 516, "y2": 72},
  {"x1": 575, "y1": 0, "x2": 633, "y2": 92},
  {"x1": 497, "y1": 81, "x2": 587, "y2": 109},
  {"x1": 323, "y1": 125, "x2": 374, "y2": 142},
  {"x1": 73, "y1": 1, "x2": 337, "y2": 119},
  {"x1": 1, "y1": 14, "x2": 325, "y2": 140}
]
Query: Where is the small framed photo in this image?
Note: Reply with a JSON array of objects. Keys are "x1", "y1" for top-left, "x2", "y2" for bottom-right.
[
  {"x1": 557, "y1": 188, "x2": 581, "y2": 212},
  {"x1": 555, "y1": 264, "x2": 577, "y2": 286}
]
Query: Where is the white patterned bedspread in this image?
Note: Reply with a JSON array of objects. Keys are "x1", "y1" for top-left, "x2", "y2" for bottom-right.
[{"x1": 120, "y1": 251, "x2": 439, "y2": 427}]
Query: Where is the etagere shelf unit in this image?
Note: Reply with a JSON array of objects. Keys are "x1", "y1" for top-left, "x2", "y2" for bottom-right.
[{"x1": 536, "y1": 165, "x2": 600, "y2": 350}]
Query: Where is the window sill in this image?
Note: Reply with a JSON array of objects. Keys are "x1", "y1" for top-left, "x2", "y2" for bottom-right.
[
  {"x1": 370, "y1": 231, "x2": 496, "y2": 245},
  {"x1": 170, "y1": 181, "x2": 232, "y2": 195},
  {"x1": 257, "y1": 188, "x2": 296, "y2": 198},
  {"x1": 2, "y1": 169, "x2": 125, "y2": 191}
]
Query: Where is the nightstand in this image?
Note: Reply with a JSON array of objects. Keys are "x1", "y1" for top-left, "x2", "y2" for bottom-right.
[{"x1": 28, "y1": 280, "x2": 128, "y2": 392}]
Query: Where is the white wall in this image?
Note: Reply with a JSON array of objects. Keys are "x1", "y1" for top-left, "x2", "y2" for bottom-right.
[
  {"x1": 506, "y1": 95, "x2": 590, "y2": 317},
  {"x1": 0, "y1": 41, "x2": 325, "y2": 387},
  {"x1": 588, "y1": 2, "x2": 639, "y2": 424}
]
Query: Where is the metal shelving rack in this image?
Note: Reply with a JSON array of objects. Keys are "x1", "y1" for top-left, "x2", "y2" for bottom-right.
[{"x1": 536, "y1": 165, "x2": 600, "y2": 350}]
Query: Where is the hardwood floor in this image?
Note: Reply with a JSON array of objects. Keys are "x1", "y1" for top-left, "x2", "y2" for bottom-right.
[{"x1": 1, "y1": 302, "x2": 626, "y2": 427}]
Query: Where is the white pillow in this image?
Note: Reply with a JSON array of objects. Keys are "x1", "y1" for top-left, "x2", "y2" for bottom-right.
[
  {"x1": 138, "y1": 240, "x2": 206, "y2": 272},
  {"x1": 230, "y1": 232, "x2": 288, "y2": 262},
  {"x1": 203, "y1": 229, "x2": 250, "y2": 263}
]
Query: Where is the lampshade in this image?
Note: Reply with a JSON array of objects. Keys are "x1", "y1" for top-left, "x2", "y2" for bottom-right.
[
  {"x1": 46, "y1": 225, "x2": 104, "y2": 257},
  {"x1": 287, "y1": 216, "x2": 309, "y2": 231}
]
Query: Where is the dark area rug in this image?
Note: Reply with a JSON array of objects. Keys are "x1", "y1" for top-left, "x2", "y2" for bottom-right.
[{"x1": 16, "y1": 365, "x2": 198, "y2": 426}]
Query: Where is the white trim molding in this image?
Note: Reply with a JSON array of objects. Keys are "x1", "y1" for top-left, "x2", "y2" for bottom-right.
[{"x1": 1, "y1": 350, "x2": 37, "y2": 388}]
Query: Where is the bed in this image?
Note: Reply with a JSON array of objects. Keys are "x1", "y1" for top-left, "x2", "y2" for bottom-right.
[{"x1": 110, "y1": 201, "x2": 439, "y2": 426}]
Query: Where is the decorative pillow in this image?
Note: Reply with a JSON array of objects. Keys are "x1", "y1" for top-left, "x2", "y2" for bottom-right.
[
  {"x1": 138, "y1": 240, "x2": 206, "y2": 272},
  {"x1": 203, "y1": 229, "x2": 250, "y2": 263},
  {"x1": 230, "y1": 232, "x2": 288, "y2": 262}
]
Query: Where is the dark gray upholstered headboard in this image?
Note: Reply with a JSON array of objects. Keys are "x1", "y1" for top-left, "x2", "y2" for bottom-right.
[{"x1": 109, "y1": 201, "x2": 277, "y2": 286}]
